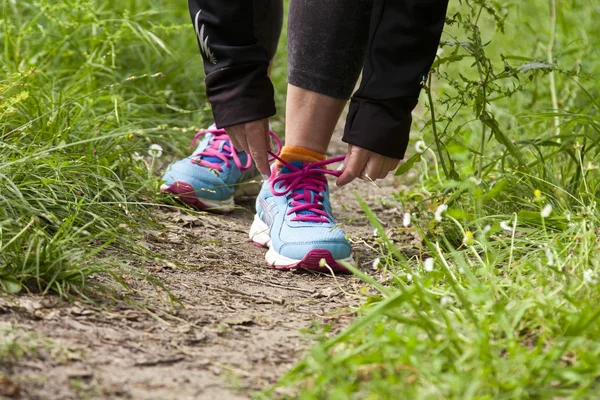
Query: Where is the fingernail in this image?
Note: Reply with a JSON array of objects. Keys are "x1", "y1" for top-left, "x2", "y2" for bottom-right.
[
  {"x1": 336, "y1": 163, "x2": 345, "y2": 171},
  {"x1": 262, "y1": 174, "x2": 270, "y2": 181}
]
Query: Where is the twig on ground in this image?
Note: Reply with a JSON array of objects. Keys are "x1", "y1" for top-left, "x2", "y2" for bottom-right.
[{"x1": 134, "y1": 356, "x2": 185, "y2": 367}]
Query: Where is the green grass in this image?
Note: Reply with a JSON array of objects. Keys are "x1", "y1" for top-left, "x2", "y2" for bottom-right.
[
  {"x1": 268, "y1": 0, "x2": 600, "y2": 398},
  {"x1": 0, "y1": 0, "x2": 289, "y2": 296},
  {"x1": 0, "y1": 0, "x2": 215, "y2": 295},
  {"x1": 3, "y1": 0, "x2": 600, "y2": 398}
]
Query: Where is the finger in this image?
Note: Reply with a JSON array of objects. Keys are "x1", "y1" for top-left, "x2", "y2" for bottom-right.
[
  {"x1": 378, "y1": 159, "x2": 394, "y2": 179},
  {"x1": 363, "y1": 156, "x2": 384, "y2": 182},
  {"x1": 261, "y1": 119, "x2": 274, "y2": 153},
  {"x1": 378, "y1": 164, "x2": 394, "y2": 179},
  {"x1": 336, "y1": 146, "x2": 369, "y2": 187},
  {"x1": 383, "y1": 159, "x2": 401, "y2": 179},
  {"x1": 247, "y1": 127, "x2": 271, "y2": 177},
  {"x1": 226, "y1": 128, "x2": 248, "y2": 153},
  {"x1": 232, "y1": 136, "x2": 249, "y2": 153}
]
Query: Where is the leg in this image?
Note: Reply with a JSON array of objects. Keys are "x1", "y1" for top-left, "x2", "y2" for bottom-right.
[
  {"x1": 249, "y1": 0, "x2": 375, "y2": 271},
  {"x1": 284, "y1": 0, "x2": 374, "y2": 156},
  {"x1": 283, "y1": 86, "x2": 346, "y2": 154},
  {"x1": 253, "y1": 0, "x2": 284, "y2": 62},
  {"x1": 162, "y1": 0, "x2": 284, "y2": 212}
]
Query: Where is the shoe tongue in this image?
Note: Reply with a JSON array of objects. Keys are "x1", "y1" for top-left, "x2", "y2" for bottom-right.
[{"x1": 280, "y1": 160, "x2": 306, "y2": 174}]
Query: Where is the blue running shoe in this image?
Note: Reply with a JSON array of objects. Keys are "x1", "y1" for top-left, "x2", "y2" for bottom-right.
[
  {"x1": 249, "y1": 155, "x2": 354, "y2": 272},
  {"x1": 161, "y1": 126, "x2": 280, "y2": 212}
]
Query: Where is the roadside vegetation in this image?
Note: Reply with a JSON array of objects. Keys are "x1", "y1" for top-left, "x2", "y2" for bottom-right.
[
  {"x1": 273, "y1": 0, "x2": 600, "y2": 398},
  {"x1": 2, "y1": 0, "x2": 600, "y2": 398},
  {"x1": 1, "y1": 0, "x2": 209, "y2": 296}
]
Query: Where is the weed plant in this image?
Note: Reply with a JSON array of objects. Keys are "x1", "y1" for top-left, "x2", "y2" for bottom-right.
[
  {"x1": 0, "y1": 0, "x2": 208, "y2": 295},
  {"x1": 273, "y1": 0, "x2": 600, "y2": 398}
]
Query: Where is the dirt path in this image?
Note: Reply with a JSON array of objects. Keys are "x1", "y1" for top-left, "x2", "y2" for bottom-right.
[{"x1": 0, "y1": 129, "x2": 410, "y2": 399}]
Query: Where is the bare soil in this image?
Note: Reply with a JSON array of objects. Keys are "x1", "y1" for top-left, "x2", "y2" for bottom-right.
[{"x1": 0, "y1": 131, "x2": 416, "y2": 400}]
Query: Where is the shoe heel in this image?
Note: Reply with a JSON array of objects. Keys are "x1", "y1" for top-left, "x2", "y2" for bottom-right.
[{"x1": 234, "y1": 176, "x2": 262, "y2": 200}]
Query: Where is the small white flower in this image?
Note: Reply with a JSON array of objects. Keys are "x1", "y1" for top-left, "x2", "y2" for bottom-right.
[
  {"x1": 406, "y1": 273, "x2": 413, "y2": 281},
  {"x1": 565, "y1": 212, "x2": 571, "y2": 222},
  {"x1": 483, "y1": 225, "x2": 491, "y2": 235},
  {"x1": 584, "y1": 269, "x2": 597, "y2": 284},
  {"x1": 545, "y1": 245, "x2": 554, "y2": 266},
  {"x1": 500, "y1": 221, "x2": 513, "y2": 233},
  {"x1": 436, "y1": 47, "x2": 444, "y2": 56},
  {"x1": 469, "y1": 177, "x2": 482, "y2": 185},
  {"x1": 132, "y1": 152, "x2": 143, "y2": 161},
  {"x1": 403, "y1": 213, "x2": 411, "y2": 227},
  {"x1": 424, "y1": 258, "x2": 434, "y2": 272},
  {"x1": 148, "y1": 143, "x2": 163, "y2": 158},
  {"x1": 434, "y1": 204, "x2": 448, "y2": 222},
  {"x1": 440, "y1": 296, "x2": 453, "y2": 306},
  {"x1": 541, "y1": 204, "x2": 552, "y2": 218},
  {"x1": 415, "y1": 140, "x2": 427, "y2": 153},
  {"x1": 372, "y1": 258, "x2": 381, "y2": 270}
]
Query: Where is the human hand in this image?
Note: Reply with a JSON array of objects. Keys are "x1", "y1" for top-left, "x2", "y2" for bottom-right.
[
  {"x1": 224, "y1": 119, "x2": 271, "y2": 178},
  {"x1": 336, "y1": 144, "x2": 400, "y2": 187}
]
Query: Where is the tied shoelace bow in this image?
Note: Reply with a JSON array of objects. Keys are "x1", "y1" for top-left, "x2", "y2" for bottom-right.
[
  {"x1": 190, "y1": 128, "x2": 282, "y2": 172},
  {"x1": 269, "y1": 153, "x2": 346, "y2": 223}
]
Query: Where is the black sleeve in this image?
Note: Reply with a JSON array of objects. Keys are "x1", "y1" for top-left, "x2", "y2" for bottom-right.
[
  {"x1": 343, "y1": 0, "x2": 449, "y2": 159},
  {"x1": 188, "y1": 0, "x2": 276, "y2": 128}
]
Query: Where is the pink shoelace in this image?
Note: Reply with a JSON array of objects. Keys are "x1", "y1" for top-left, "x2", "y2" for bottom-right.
[
  {"x1": 269, "y1": 154, "x2": 346, "y2": 223},
  {"x1": 190, "y1": 128, "x2": 282, "y2": 172}
]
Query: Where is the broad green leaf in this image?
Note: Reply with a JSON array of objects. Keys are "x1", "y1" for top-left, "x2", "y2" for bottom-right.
[
  {"x1": 395, "y1": 153, "x2": 421, "y2": 176},
  {"x1": 1, "y1": 278, "x2": 22, "y2": 294},
  {"x1": 446, "y1": 209, "x2": 471, "y2": 220},
  {"x1": 483, "y1": 179, "x2": 508, "y2": 200}
]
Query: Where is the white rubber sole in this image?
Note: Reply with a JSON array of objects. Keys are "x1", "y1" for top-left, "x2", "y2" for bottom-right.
[
  {"x1": 249, "y1": 215, "x2": 354, "y2": 272},
  {"x1": 248, "y1": 214, "x2": 273, "y2": 248}
]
